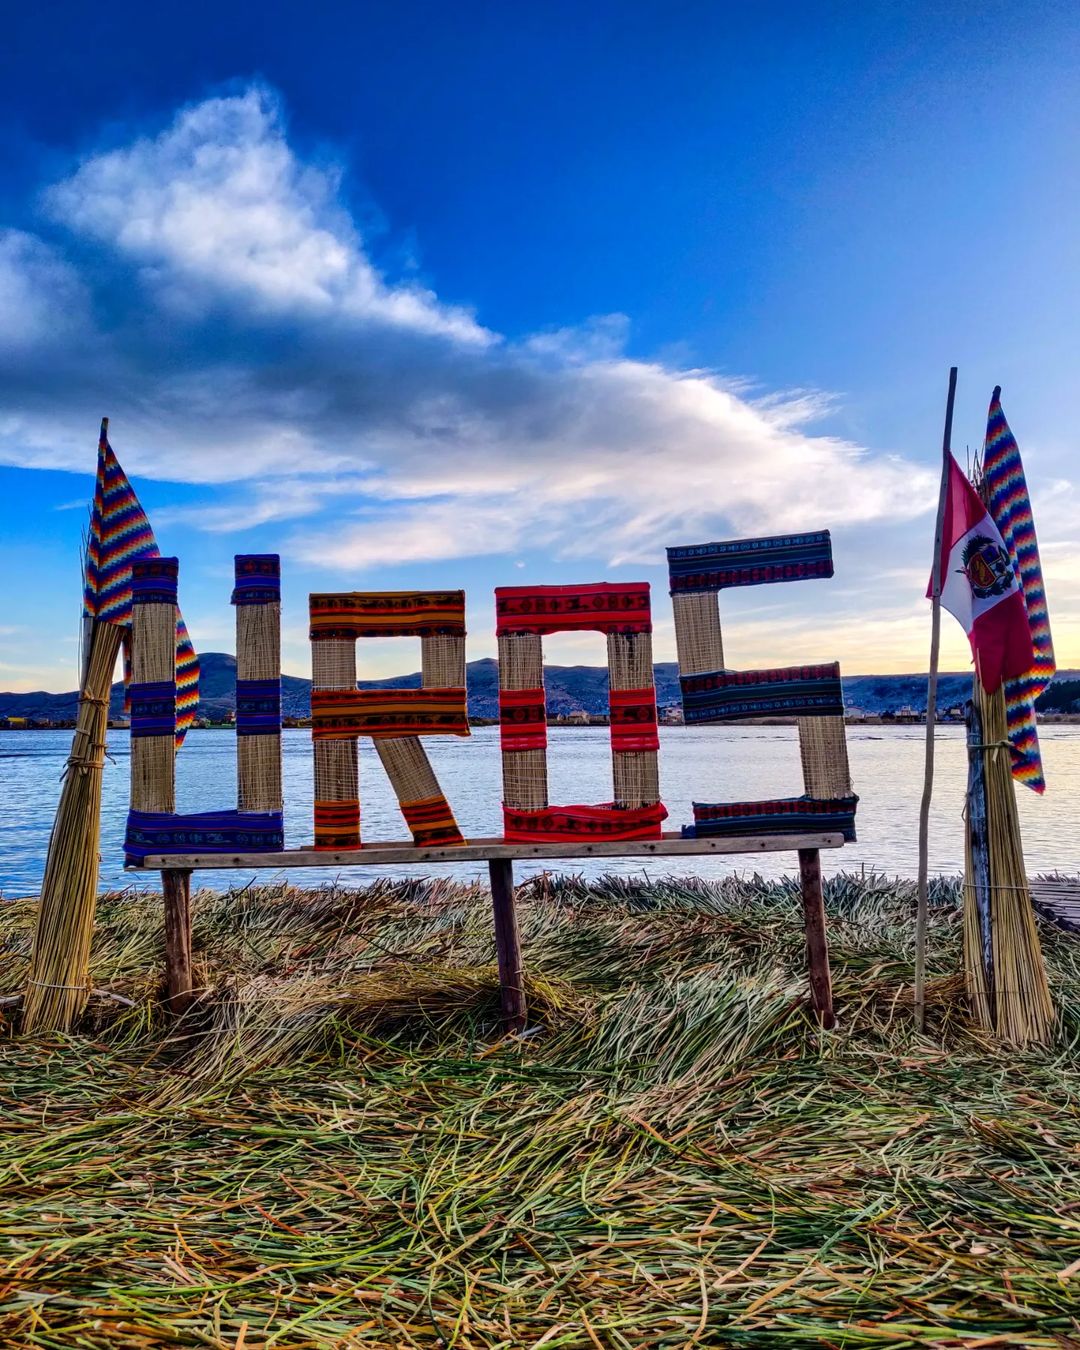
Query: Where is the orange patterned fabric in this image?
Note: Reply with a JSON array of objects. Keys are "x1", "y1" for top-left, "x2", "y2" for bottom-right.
[
  {"x1": 314, "y1": 799, "x2": 361, "y2": 850},
  {"x1": 310, "y1": 590, "x2": 465, "y2": 639},
  {"x1": 399, "y1": 795, "x2": 465, "y2": 847},
  {"x1": 311, "y1": 688, "x2": 470, "y2": 739}
]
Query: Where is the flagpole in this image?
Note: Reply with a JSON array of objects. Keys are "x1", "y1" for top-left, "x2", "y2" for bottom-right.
[{"x1": 915, "y1": 366, "x2": 957, "y2": 1031}]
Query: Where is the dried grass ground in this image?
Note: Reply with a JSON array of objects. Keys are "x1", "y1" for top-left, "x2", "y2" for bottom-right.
[{"x1": 1, "y1": 873, "x2": 1079, "y2": 1349}]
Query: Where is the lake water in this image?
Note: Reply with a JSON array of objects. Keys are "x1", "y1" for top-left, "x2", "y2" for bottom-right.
[{"x1": 1, "y1": 725, "x2": 1078, "y2": 895}]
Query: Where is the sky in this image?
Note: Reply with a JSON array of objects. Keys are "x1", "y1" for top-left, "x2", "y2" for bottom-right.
[{"x1": 1, "y1": 0, "x2": 1077, "y2": 692}]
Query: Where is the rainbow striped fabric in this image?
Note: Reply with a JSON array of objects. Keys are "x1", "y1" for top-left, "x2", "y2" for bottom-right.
[
  {"x1": 982, "y1": 390, "x2": 1055, "y2": 792},
  {"x1": 84, "y1": 426, "x2": 199, "y2": 745}
]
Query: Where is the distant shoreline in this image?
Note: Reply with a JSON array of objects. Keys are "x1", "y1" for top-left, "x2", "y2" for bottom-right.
[{"x1": 4, "y1": 714, "x2": 1079, "y2": 732}]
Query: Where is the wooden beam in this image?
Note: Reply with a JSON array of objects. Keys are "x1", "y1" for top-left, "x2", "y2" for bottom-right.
[
  {"x1": 489, "y1": 858, "x2": 526, "y2": 1033},
  {"x1": 797, "y1": 848, "x2": 835, "y2": 1029},
  {"x1": 162, "y1": 869, "x2": 195, "y2": 1015},
  {"x1": 127, "y1": 830, "x2": 846, "y2": 871}
]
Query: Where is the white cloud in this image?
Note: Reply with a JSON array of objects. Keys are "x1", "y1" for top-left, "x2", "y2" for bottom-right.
[
  {"x1": 46, "y1": 86, "x2": 490, "y2": 344},
  {"x1": 0, "y1": 231, "x2": 87, "y2": 350},
  {"x1": 2, "y1": 85, "x2": 934, "y2": 580}
]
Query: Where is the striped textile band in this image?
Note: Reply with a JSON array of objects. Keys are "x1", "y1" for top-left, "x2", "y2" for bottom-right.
[
  {"x1": 232, "y1": 554, "x2": 281, "y2": 605},
  {"x1": 236, "y1": 678, "x2": 281, "y2": 735},
  {"x1": 125, "y1": 808, "x2": 284, "y2": 861},
  {"x1": 684, "y1": 795, "x2": 858, "y2": 843},
  {"x1": 400, "y1": 795, "x2": 466, "y2": 847},
  {"x1": 311, "y1": 687, "x2": 470, "y2": 739},
  {"x1": 499, "y1": 687, "x2": 548, "y2": 752},
  {"x1": 680, "y1": 663, "x2": 844, "y2": 723},
  {"x1": 131, "y1": 557, "x2": 179, "y2": 606},
  {"x1": 983, "y1": 389, "x2": 1056, "y2": 793},
  {"x1": 609, "y1": 687, "x2": 659, "y2": 752},
  {"x1": 83, "y1": 430, "x2": 199, "y2": 744},
  {"x1": 129, "y1": 680, "x2": 176, "y2": 738},
  {"x1": 503, "y1": 800, "x2": 668, "y2": 843},
  {"x1": 310, "y1": 590, "x2": 465, "y2": 639},
  {"x1": 314, "y1": 800, "x2": 361, "y2": 850},
  {"x1": 667, "y1": 531, "x2": 833, "y2": 595},
  {"x1": 495, "y1": 583, "x2": 652, "y2": 637}
]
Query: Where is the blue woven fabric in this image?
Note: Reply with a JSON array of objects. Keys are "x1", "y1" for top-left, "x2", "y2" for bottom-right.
[
  {"x1": 125, "y1": 809, "x2": 285, "y2": 861},
  {"x1": 236, "y1": 678, "x2": 282, "y2": 735},
  {"x1": 128, "y1": 680, "x2": 176, "y2": 738},
  {"x1": 668, "y1": 531, "x2": 833, "y2": 595}
]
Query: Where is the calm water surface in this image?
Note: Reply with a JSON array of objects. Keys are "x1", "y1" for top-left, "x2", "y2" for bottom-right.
[{"x1": 2, "y1": 725, "x2": 1078, "y2": 894}]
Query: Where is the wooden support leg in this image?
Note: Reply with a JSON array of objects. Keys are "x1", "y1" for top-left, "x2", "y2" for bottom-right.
[
  {"x1": 489, "y1": 858, "x2": 527, "y2": 1033},
  {"x1": 797, "y1": 848, "x2": 836, "y2": 1029},
  {"x1": 162, "y1": 868, "x2": 195, "y2": 1016}
]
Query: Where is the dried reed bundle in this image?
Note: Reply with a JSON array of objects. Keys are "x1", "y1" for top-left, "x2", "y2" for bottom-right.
[
  {"x1": 236, "y1": 597, "x2": 282, "y2": 812},
  {"x1": 608, "y1": 631, "x2": 660, "y2": 807},
  {"x1": 21, "y1": 620, "x2": 124, "y2": 1032},
  {"x1": 963, "y1": 677, "x2": 1054, "y2": 1045},
  {"x1": 499, "y1": 632, "x2": 547, "y2": 809}
]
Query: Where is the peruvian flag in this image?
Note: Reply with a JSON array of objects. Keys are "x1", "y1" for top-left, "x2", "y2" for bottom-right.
[{"x1": 930, "y1": 452, "x2": 1035, "y2": 692}]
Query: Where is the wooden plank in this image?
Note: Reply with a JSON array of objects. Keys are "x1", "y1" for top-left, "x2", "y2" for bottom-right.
[
  {"x1": 797, "y1": 847, "x2": 835, "y2": 1029},
  {"x1": 489, "y1": 858, "x2": 526, "y2": 1033},
  {"x1": 128, "y1": 831, "x2": 846, "y2": 871},
  {"x1": 162, "y1": 868, "x2": 195, "y2": 1015}
]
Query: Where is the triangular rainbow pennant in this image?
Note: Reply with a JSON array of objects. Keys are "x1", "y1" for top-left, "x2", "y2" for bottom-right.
[
  {"x1": 84, "y1": 424, "x2": 199, "y2": 746},
  {"x1": 982, "y1": 388, "x2": 1054, "y2": 792}
]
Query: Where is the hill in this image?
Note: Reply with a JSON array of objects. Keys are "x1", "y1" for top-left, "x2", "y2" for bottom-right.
[{"x1": 2, "y1": 652, "x2": 1078, "y2": 722}]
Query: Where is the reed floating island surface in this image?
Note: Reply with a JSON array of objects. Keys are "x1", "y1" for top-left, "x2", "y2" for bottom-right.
[{"x1": 3, "y1": 872, "x2": 1080, "y2": 1349}]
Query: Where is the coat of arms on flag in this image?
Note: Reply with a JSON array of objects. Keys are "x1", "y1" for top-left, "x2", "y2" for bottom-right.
[
  {"x1": 930, "y1": 451, "x2": 1034, "y2": 694},
  {"x1": 84, "y1": 425, "x2": 199, "y2": 744}
]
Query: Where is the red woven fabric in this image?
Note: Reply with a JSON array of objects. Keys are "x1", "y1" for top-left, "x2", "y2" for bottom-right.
[
  {"x1": 609, "y1": 687, "x2": 659, "y2": 752},
  {"x1": 503, "y1": 801, "x2": 667, "y2": 843},
  {"x1": 495, "y1": 583, "x2": 652, "y2": 636},
  {"x1": 499, "y1": 687, "x2": 547, "y2": 752}
]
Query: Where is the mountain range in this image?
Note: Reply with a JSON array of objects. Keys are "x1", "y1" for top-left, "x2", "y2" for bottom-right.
[{"x1": 3, "y1": 652, "x2": 1079, "y2": 722}]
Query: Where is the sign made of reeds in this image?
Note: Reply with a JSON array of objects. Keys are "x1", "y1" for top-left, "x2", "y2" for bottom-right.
[
  {"x1": 666, "y1": 530, "x2": 858, "y2": 841},
  {"x1": 124, "y1": 537, "x2": 857, "y2": 855}
]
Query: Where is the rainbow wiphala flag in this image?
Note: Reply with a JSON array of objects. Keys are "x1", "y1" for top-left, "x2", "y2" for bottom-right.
[
  {"x1": 982, "y1": 389, "x2": 1054, "y2": 792},
  {"x1": 84, "y1": 427, "x2": 199, "y2": 745}
]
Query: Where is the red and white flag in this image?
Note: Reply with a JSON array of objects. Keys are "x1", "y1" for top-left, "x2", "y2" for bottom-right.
[{"x1": 929, "y1": 452, "x2": 1034, "y2": 692}]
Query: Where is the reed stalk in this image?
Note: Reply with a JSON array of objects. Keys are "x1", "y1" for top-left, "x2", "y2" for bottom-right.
[
  {"x1": 21, "y1": 620, "x2": 124, "y2": 1032},
  {"x1": 963, "y1": 677, "x2": 1054, "y2": 1045}
]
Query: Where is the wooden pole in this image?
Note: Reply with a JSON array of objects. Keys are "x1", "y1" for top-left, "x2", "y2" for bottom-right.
[
  {"x1": 488, "y1": 857, "x2": 527, "y2": 1033},
  {"x1": 797, "y1": 848, "x2": 835, "y2": 1029},
  {"x1": 965, "y1": 695, "x2": 995, "y2": 1026},
  {"x1": 162, "y1": 868, "x2": 194, "y2": 1015},
  {"x1": 915, "y1": 366, "x2": 957, "y2": 1031}
]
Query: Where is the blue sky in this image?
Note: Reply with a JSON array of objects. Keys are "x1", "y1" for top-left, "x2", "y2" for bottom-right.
[{"x1": 1, "y1": 0, "x2": 1077, "y2": 691}]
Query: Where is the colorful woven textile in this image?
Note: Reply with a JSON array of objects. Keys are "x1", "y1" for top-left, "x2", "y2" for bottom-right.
[
  {"x1": 125, "y1": 809, "x2": 284, "y2": 861},
  {"x1": 983, "y1": 389, "x2": 1056, "y2": 792},
  {"x1": 499, "y1": 688, "x2": 548, "y2": 752},
  {"x1": 128, "y1": 681, "x2": 176, "y2": 738},
  {"x1": 236, "y1": 679, "x2": 281, "y2": 736},
  {"x1": 400, "y1": 795, "x2": 466, "y2": 847},
  {"x1": 232, "y1": 554, "x2": 281, "y2": 605},
  {"x1": 667, "y1": 531, "x2": 833, "y2": 595},
  {"x1": 609, "y1": 687, "x2": 660, "y2": 752},
  {"x1": 680, "y1": 663, "x2": 843, "y2": 723},
  {"x1": 311, "y1": 688, "x2": 470, "y2": 739},
  {"x1": 314, "y1": 800, "x2": 361, "y2": 850},
  {"x1": 84, "y1": 431, "x2": 199, "y2": 745},
  {"x1": 495, "y1": 583, "x2": 652, "y2": 637},
  {"x1": 685, "y1": 795, "x2": 858, "y2": 842},
  {"x1": 310, "y1": 591, "x2": 465, "y2": 639},
  {"x1": 503, "y1": 801, "x2": 668, "y2": 843},
  {"x1": 131, "y1": 557, "x2": 178, "y2": 605}
]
